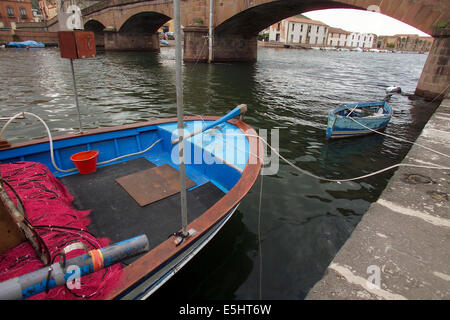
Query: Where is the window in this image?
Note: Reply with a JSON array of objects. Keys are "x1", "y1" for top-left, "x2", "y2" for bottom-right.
[
  {"x1": 20, "y1": 7, "x2": 27, "y2": 18},
  {"x1": 300, "y1": 25, "x2": 303, "y2": 32},
  {"x1": 7, "y1": 7, "x2": 15, "y2": 17},
  {"x1": 277, "y1": 23, "x2": 280, "y2": 31},
  {"x1": 292, "y1": 23, "x2": 294, "y2": 31}
]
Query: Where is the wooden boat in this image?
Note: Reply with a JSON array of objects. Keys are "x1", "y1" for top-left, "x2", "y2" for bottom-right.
[
  {"x1": 0, "y1": 0, "x2": 262, "y2": 300},
  {"x1": 0, "y1": 111, "x2": 262, "y2": 299},
  {"x1": 326, "y1": 101, "x2": 393, "y2": 139}
]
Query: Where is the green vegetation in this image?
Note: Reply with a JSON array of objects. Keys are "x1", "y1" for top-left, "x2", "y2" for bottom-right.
[
  {"x1": 193, "y1": 18, "x2": 204, "y2": 25},
  {"x1": 31, "y1": 0, "x2": 40, "y2": 10},
  {"x1": 434, "y1": 20, "x2": 449, "y2": 29},
  {"x1": 258, "y1": 33, "x2": 269, "y2": 41}
]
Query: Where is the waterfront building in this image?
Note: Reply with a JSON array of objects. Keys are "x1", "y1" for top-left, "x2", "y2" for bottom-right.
[
  {"x1": 327, "y1": 27, "x2": 375, "y2": 49},
  {"x1": 268, "y1": 15, "x2": 328, "y2": 46},
  {"x1": 395, "y1": 34, "x2": 433, "y2": 52},
  {"x1": 327, "y1": 27, "x2": 350, "y2": 47},
  {"x1": 346, "y1": 32, "x2": 375, "y2": 48},
  {"x1": 376, "y1": 35, "x2": 397, "y2": 50},
  {"x1": 0, "y1": 0, "x2": 34, "y2": 28},
  {"x1": 376, "y1": 34, "x2": 433, "y2": 52}
]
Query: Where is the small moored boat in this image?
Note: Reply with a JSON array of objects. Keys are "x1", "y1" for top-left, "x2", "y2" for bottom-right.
[
  {"x1": 326, "y1": 101, "x2": 393, "y2": 139},
  {"x1": 7, "y1": 40, "x2": 45, "y2": 48}
]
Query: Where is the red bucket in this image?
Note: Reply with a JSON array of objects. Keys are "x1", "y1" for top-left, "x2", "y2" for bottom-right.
[{"x1": 70, "y1": 150, "x2": 99, "y2": 174}]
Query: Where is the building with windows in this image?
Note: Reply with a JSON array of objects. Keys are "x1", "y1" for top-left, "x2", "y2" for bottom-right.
[
  {"x1": 268, "y1": 15, "x2": 328, "y2": 46},
  {"x1": 0, "y1": 0, "x2": 34, "y2": 28},
  {"x1": 346, "y1": 32, "x2": 375, "y2": 48},
  {"x1": 395, "y1": 34, "x2": 433, "y2": 52},
  {"x1": 327, "y1": 27, "x2": 350, "y2": 47},
  {"x1": 377, "y1": 34, "x2": 433, "y2": 52}
]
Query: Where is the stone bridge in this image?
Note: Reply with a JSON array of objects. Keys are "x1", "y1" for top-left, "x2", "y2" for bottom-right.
[{"x1": 80, "y1": 0, "x2": 449, "y2": 99}]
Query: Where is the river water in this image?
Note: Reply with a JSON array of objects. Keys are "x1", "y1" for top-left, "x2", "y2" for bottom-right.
[{"x1": 0, "y1": 47, "x2": 438, "y2": 299}]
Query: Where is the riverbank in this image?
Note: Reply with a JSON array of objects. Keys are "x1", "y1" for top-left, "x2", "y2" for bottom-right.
[{"x1": 306, "y1": 94, "x2": 450, "y2": 300}]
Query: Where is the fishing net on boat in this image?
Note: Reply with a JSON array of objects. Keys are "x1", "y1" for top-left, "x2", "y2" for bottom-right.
[{"x1": 0, "y1": 162, "x2": 122, "y2": 300}]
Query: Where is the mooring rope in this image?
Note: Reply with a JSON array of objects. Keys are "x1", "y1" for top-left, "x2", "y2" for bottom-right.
[
  {"x1": 346, "y1": 83, "x2": 450, "y2": 160},
  {"x1": 216, "y1": 132, "x2": 450, "y2": 184}
]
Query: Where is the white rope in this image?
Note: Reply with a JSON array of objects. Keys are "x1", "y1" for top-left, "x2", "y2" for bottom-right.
[
  {"x1": 0, "y1": 112, "x2": 73, "y2": 172},
  {"x1": 218, "y1": 133, "x2": 450, "y2": 183},
  {"x1": 347, "y1": 115, "x2": 450, "y2": 159},
  {"x1": 0, "y1": 112, "x2": 161, "y2": 173}
]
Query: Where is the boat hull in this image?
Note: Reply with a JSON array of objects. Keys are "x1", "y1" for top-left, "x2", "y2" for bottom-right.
[{"x1": 119, "y1": 204, "x2": 239, "y2": 300}]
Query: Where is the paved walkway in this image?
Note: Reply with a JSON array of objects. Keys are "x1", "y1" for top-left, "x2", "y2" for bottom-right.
[{"x1": 306, "y1": 95, "x2": 450, "y2": 300}]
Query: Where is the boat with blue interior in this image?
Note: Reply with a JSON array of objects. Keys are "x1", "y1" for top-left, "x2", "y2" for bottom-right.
[
  {"x1": 326, "y1": 101, "x2": 393, "y2": 139},
  {"x1": 0, "y1": 0, "x2": 262, "y2": 300}
]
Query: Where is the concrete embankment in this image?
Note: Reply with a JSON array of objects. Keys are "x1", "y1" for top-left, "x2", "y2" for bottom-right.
[{"x1": 306, "y1": 95, "x2": 450, "y2": 300}]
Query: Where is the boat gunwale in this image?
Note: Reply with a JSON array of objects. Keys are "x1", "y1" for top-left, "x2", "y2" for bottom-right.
[
  {"x1": 331, "y1": 101, "x2": 393, "y2": 118},
  {"x1": 0, "y1": 115, "x2": 263, "y2": 299},
  {"x1": 103, "y1": 116, "x2": 263, "y2": 299}
]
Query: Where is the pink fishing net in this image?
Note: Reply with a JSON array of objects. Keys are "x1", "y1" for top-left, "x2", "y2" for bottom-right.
[{"x1": 0, "y1": 162, "x2": 123, "y2": 300}]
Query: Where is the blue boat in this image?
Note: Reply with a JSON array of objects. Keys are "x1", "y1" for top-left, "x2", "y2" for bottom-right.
[
  {"x1": 7, "y1": 40, "x2": 45, "y2": 48},
  {"x1": 0, "y1": 0, "x2": 262, "y2": 300},
  {"x1": 0, "y1": 108, "x2": 262, "y2": 299},
  {"x1": 326, "y1": 101, "x2": 393, "y2": 139}
]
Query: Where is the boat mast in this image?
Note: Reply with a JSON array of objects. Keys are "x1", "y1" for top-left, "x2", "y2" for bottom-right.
[
  {"x1": 208, "y1": 0, "x2": 214, "y2": 63},
  {"x1": 174, "y1": 0, "x2": 189, "y2": 237}
]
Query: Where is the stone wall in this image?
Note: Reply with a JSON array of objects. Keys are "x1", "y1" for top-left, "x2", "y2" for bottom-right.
[
  {"x1": 0, "y1": 30, "x2": 58, "y2": 45},
  {"x1": 415, "y1": 28, "x2": 450, "y2": 101},
  {"x1": 104, "y1": 31, "x2": 159, "y2": 51},
  {"x1": 183, "y1": 26, "x2": 209, "y2": 63},
  {"x1": 213, "y1": 34, "x2": 258, "y2": 62}
]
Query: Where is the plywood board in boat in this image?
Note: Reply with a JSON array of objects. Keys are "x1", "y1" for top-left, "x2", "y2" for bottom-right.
[{"x1": 115, "y1": 164, "x2": 196, "y2": 207}]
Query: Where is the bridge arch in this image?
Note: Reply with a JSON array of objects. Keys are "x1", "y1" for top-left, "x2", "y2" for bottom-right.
[
  {"x1": 84, "y1": 19, "x2": 106, "y2": 47},
  {"x1": 214, "y1": 0, "x2": 448, "y2": 36},
  {"x1": 215, "y1": 1, "x2": 355, "y2": 36},
  {"x1": 118, "y1": 11, "x2": 171, "y2": 33}
]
